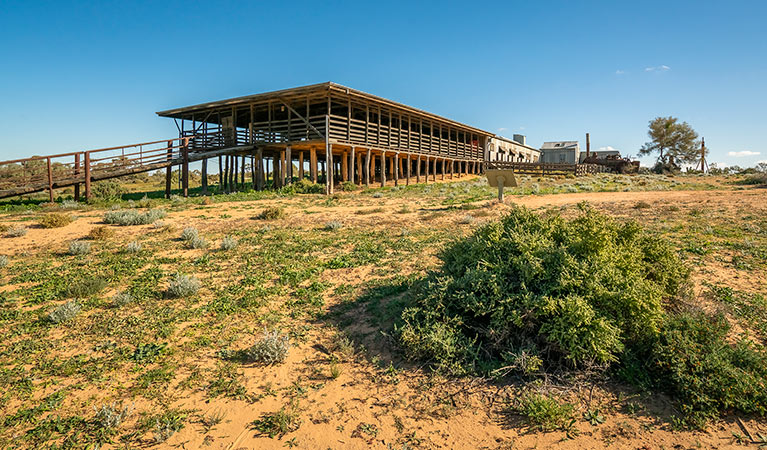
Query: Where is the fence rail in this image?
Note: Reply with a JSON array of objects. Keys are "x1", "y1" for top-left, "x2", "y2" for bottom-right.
[
  {"x1": 0, "y1": 137, "x2": 190, "y2": 200},
  {"x1": 484, "y1": 161, "x2": 607, "y2": 176}
]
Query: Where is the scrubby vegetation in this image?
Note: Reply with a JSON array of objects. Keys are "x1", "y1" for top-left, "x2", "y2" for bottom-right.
[
  {"x1": 88, "y1": 225, "x2": 115, "y2": 240},
  {"x1": 398, "y1": 205, "x2": 767, "y2": 426},
  {"x1": 246, "y1": 329, "x2": 290, "y2": 364},
  {"x1": 48, "y1": 301, "x2": 81, "y2": 323},
  {"x1": 257, "y1": 206, "x2": 285, "y2": 220},
  {"x1": 166, "y1": 273, "x2": 200, "y2": 298},
  {"x1": 68, "y1": 240, "x2": 91, "y2": 255},
  {"x1": 38, "y1": 213, "x2": 73, "y2": 228},
  {"x1": 103, "y1": 208, "x2": 166, "y2": 226}
]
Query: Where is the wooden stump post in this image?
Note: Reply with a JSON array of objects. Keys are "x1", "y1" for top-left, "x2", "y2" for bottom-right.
[
  {"x1": 341, "y1": 151, "x2": 348, "y2": 182},
  {"x1": 201, "y1": 158, "x2": 209, "y2": 194},
  {"x1": 365, "y1": 149, "x2": 371, "y2": 187},
  {"x1": 356, "y1": 151, "x2": 363, "y2": 186},
  {"x1": 74, "y1": 153, "x2": 81, "y2": 201},
  {"x1": 286, "y1": 146, "x2": 292, "y2": 184},
  {"x1": 85, "y1": 151, "x2": 92, "y2": 200},
  {"x1": 326, "y1": 143, "x2": 334, "y2": 194},
  {"x1": 310, "y1": 148, "x2": 318, "y2": 183},
  {"x1": 256, "y1": 147, "x2": 264, "y2": 190},
  {"x1": 416, "y1": 155, "x2": 421, "y2": 183},
  {"x1": 164, "y1": 141, "x2": 173, "y2": 198},
  {"x1": 406, "y1": 153, "x2": 411, "y2": 185},
  {"x1": 425, "y1": 156, "x2": 429, "y2": 183},
  {"x1": 299, "y1": 151, "x2": 305, "y2": 180},
  {"x1": 392, "y1": 152, "x2": 401, "y2": 186},
  {"x1": 380, "y1": 151, "x2": 386, "y2": 187},
  {"x1": 349, "y1": 147, "x2": 355, "y2": 184}
]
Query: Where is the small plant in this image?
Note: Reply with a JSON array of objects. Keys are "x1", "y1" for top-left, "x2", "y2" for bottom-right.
[
  {"x1": 246, "y1": 329, "x2": 290, "y2": 364},
  {"x1": 38, "y1": 213, "x2": 73, "y2": 228},
  {"x1": 60, "y1": 199, "x2": 81, "y2": 209},
  {"x1": 251, "y1": 400, "x2": 301, "y2": 438},
  {"x1": 66, "y1": 277, "x2": 107, "y2": 298},
  {"x1": 91, "y1": 180, "x2": 124, "y2": 201},
  {"x1": 257, "y1": 206, "x2": 285, "y2": 220},
  {"x1": 634, "y1": 201, "x2": 651, "y2": 209},
  {"x1": 113, "y1": 290, "x2": 134, "y2": 307},
  {"x1": 68, "y1": 240, "x2": 91, "y2": 255},
  {"x1": 515, "y1": 392, "x2": 575, "y2": 432},
  {"x1": 103, "y1": 209, "x2": 166, "y2": 226},
  {"x1": 180, "y1": 227, "x2": 199, "y2": 242},
  {"x1": 584, "y1": 408, "x2": 605, "y2": 426},
  {"x1": 5, "y1": 225, "x2": 27, "y2": 237},
  {"x1": 94, "y1": 401, "x2": 133, "y2": 428},
  {"x1": 0, "y1": 255, "x2": 8, "y2": 268},
  {"x1": 329, "y1": 362, "x2": 341, "y2": 379},
  {"x1": 89, "y1": 225, "x2": 115, "y2": 240},
  {"x1": 125, "y1": 241, "x2": 143, "y2": 253},
  {"x1": 458, "y1": 214, "x2": 475, "y2": 224},
  {"x1": 372, "y1": 192, "x2": 383, "y2": 198},
  {"x1": 186, "y1": 235, "x2": 209, "y2": 249},
  {"x1": 48, "y1": 301, "x2": 81, "y2": 323},
  {"x1": 166, "y1": 273, "x2": 201, "y2": 298},
  {"x1": 220, "y1": 236, "x2": 238, "y2": 251},
  {"x1": 324, "y1": 221, "x2": 342, "y2": 231},
  {"x1": 340, "y1": 181, "x2": 357, "y2": 192}
]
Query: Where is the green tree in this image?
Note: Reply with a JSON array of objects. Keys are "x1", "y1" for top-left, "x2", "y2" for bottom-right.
[{"x1": 638, "y1": 117, "x2": 702, "y2": 168}]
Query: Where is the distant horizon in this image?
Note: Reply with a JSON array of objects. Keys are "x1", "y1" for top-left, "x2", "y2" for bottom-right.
[{"x1": 1, "y1": 1, "x2": 765, "y2": 169}]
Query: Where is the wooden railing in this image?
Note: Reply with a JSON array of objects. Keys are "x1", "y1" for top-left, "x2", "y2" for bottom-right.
[
  {"x1": 0, "y1": 137, "x2": 189, "y2": 200},
  {"x1": 484, "y1": 161, "x2": 607, "y2": 176}
]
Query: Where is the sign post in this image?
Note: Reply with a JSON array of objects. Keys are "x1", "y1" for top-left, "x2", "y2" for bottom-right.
[{"x1": 485, "y1": 169, "x2": 518, "y2": 203}]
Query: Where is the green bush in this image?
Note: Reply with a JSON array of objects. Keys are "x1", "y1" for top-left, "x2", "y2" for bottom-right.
[
  {"x1": 287, "y1": 178, "x2": 324, "y2": 194},
  {"x1": 256, "y1": 206, "x2": 285, "y2": 220},
  {"x1": 398, "y1": 205, "x2": 689, "y2": 374},
  {"x1": 513, "y1": 392, "x2": 575, "y2": 432},
  {"x1": 38, "y1": 213, "x2": 73, "y2": 228},
  {"x1": 103, "y1": 209, "x2": 166, "y2": 226},
  {"x1": 651, "y1": 311, "x2": 767, "y2": 427},
  {"x1": 340, "y1": 181, "x2": 357, "y2": 192},
  {"x1": 91, "y1": 181, "x2": 125, "y2": 201}
]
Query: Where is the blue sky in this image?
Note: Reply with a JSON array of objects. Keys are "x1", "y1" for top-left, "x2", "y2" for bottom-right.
[{"x1": 1, "y1": 0, "x2": 765, "y2": 167}]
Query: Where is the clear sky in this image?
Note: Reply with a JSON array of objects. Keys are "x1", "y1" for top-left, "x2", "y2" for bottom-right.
[{"x1": 1, "y1": 0, "x2": 765, "y2": 168}]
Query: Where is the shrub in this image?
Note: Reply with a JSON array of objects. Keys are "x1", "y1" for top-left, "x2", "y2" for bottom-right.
[
  {"x1": 91, "y1": 180, "x2": 124, "y2": 201},
  {"x1": 324, "y1": 221, "x2": 342, "y2": 231},
  {"x1": 372, "y1": 192, "x2": 383, "y2": 199},
  {"x1": 60, "y1": 200, "x2": 81, "y2": 209},
  {"x1": 290, "y1": 178, "x2": 324, "y2": 194},
  {"x1": 125, "y1": 241, "x2": 142, "y2": 253},
  {"x1": 38, "y1": 213, "x2": 73, "y2": 228},
  {"x1": 5, "y1": 225, "x2": 27, "y2": 237},
  {"x1": 94, "y1": 402, "x2": 133, "y2": 429},
  {"x1": 650, "y1": 311, "x2": 767, "y2": 427},
  {"x1": 180, "y1": 227, "x2": 199, "y2": 242},
  {"x1": 48, "y1": 301, "x2": 81, "y2": 323},
  {"x1": 167, "y1": 273, "x2": 200, "y2": 298},
  {"x1": 113, "y1": 290, "x2": 134, "y2": 307},
  {"x1": 185, "y1": 236, "x2": 208, "y2": 250},
  {"x1": 89, "y1": 226, "x2": 115, "y2": 240},
  {"x1": 0, "y1": 255, "x2": 8, "y2": 268},
  {"x1": 457, "y1": 214, "x2": 475, "y2": 224},
  {"x1": 257, "y1": 206, "x2": 285, "y2": 220},
  {"x1": 246, "y1": 329, "x2": 290, "y2": 364},
  {"x1": 397, "y1": 205, "x2": 689, "y2": 375},
  {"x1": 738, "y1": 173, "x2": 767, "y2": 185},
  {"x1": 68, "y1": 240, "x2": 91, "y2": 255},
  {"x1": 340, "y1": 181, "x2": 357, "y2": 192},
  {"x1": 103, "y1": 209, "x2": 166, "y2": 226},
  {"x1": 251, "y1": 400, "x2": 301, "y2": 438},
  {"x1": 514, "y1": 392, "x2": 575, "y2": 432},
  {"x1": 220, "y1": 236, "x2": 238, "y2": 251},
  {"x1": 66, "y1": 277, "x2": 108, "y2": 298}
]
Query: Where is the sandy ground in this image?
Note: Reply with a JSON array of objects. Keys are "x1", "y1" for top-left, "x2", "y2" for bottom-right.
[{"x1": 2, "y1": 186, "x2": 766, "y2": 449}]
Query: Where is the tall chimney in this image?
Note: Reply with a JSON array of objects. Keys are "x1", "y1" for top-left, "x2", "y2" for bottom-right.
[{"x1": 586, "y1": 133, "x2": 590, "y2": 159}]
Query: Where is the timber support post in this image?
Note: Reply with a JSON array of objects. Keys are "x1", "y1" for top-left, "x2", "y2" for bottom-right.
[
  {"x1": 256, "y1": 147, "x2": 264, "y2": 190},
  {"x1": 74, "y1": 153, "x2": 80, "y2": 201},
  {"x1": 406, "y1": 153, "x2": 411, "y2": 185},
  {"x1": 201, "y1": 158, "x2": 208, "y2": 194},
  {"x1": 84, "y1": 151, "x2": 92, "y2": 200},
  {"x1": 364, "y1": 148, "x2": 371, "y2": 187},
  {"x1": 310, "y1": 148, "x2": 318, "y2": 183},
  {"x1": 299, "y1": 151, "x2": 305, "y2": 179},
  {"x1": 46, "y1": 157, "x2": 53, "y2": 202},
  {"x1": 349, "y1": 147, "x2": 355, "y2": 184},
  {"x1": 165, "y1": 141, "x2": 172, "y2": 199},
  {"x1": 286, "y1": 146, "x2": 292, "y2": 184},
  {"x1": 394, "y1": 152, "x2": 399, "y2": 186},
  {"x1": 181, "y1": 138, "x2": 189, "y2": 197},
  {"x1": 425, "y1": 156, "x2": 429, "y2": 183},
  {"x1": 380, "y1": 150, "x2": 386, "y2": 187}
]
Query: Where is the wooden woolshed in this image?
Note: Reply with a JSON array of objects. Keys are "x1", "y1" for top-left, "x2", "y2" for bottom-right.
[{"x1": 156, "y1": 82, "x2": 491, "y2": 193}]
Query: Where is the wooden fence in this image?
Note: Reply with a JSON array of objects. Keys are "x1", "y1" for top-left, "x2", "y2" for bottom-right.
[{"x1": 484, "y1": 161, "x2": 607, "y2": 176}]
